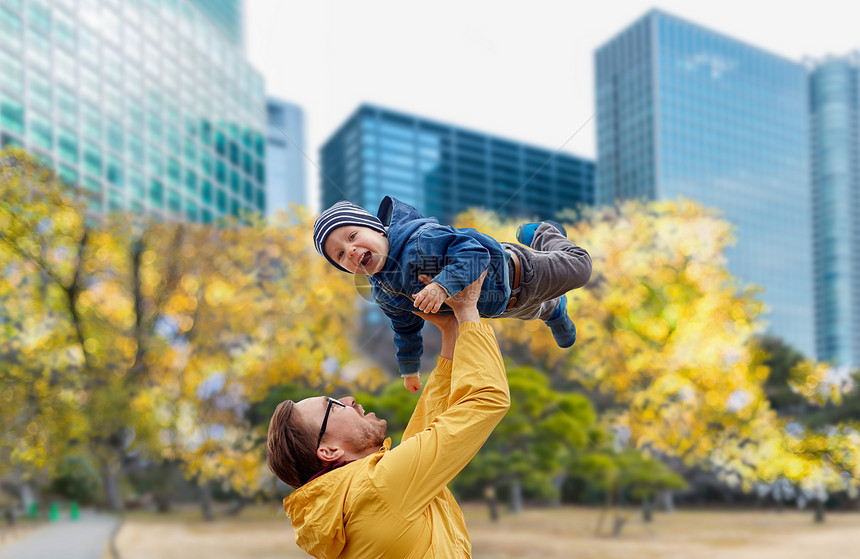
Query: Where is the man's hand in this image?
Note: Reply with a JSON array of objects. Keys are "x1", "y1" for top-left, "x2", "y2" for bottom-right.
[
  {"x1": 417, "y1": 270, "x2": 487, "y2": 324},
  {"x1": 412, "y1": 282, "x2": 448, "y2": 314}
]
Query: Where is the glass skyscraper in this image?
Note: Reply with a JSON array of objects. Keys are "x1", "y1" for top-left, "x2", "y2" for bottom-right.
[
  {"x1": 809, "y1": 53, "x2": 860, "y2": 367},
  {"x1": 321, "y1": 104, "x2": 594, "y2": 225},
  {"x1": 595, "y1": 10, "x2": 814, "y2": 357},
  {"x1": 266, "y1": 96, "x2": 307, "y2": 216},
  {"x1": 0, "y1": 0, "x2": 267, "y2": 223},
  {"x1": 188, "y1": 0, "x2": 241, "y2": 47}
]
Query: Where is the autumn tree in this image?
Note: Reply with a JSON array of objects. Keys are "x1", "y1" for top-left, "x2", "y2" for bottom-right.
[
  {"x1": 455, "y1": 199, "x2": 859, "y2": 514},
  {"x1": 0, "y1": 149, "x2": 385, "y2": 512}
]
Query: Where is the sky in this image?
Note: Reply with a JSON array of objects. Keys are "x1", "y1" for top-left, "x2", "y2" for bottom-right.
[{"x1": 245, "y1": 1, "x2": 859, "y2": 209}]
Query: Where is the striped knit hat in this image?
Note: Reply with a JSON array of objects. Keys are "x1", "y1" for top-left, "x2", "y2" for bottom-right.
[{"x1": 313, "y1": 201, "x2": 386, "y2": 272}]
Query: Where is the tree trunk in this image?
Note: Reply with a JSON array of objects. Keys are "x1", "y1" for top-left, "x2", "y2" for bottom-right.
[
  {"x1": 642, "y1": 496, "x2": 653, "y2": 523},
  {"x1": 612, "y1": 513, "x2": 627, "y2": 537},
  {"x1": 611, "y1": 490, "x2": 627, "y2": 537},
  {"x1": 549, "y1": 472, "x2": 566, "y2": 508},
  {"x1": 102, "y1": 469, "x2": 124, "y2": 512},
  {"x1": 199, "y1": 481, "x2": 214, "y2": 521},
  {"x1": 659, "y1": 490, "x2": 675, "y2": 513},
  {"x1": 595, "y1": 488, "x2": 612, "y2": 536},
  {"x1": 509, "y1": 480, "x2": 523, "y2": 515},
  {"x1": 225, "y1": 497, "x2": 249, "y2": 517},
  {"x1": 484, "y1": 486, "x2": 499, "y2": 522},
  {"x1": 814, "y1": 499, "x2": 825, "y2": 523},
  {"x1": 19, "y1": 483, "x2": 35, "y2": 514}
]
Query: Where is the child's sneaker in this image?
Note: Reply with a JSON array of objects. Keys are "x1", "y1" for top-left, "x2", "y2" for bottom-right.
[
  {"x1": 516, "y1": 220, "x2": 568, "y2": 248},
  {"x1": 544, "y1": 295, "x2": 576, "y2": 348}
]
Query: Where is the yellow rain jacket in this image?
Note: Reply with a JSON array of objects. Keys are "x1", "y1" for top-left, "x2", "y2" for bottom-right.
[{"x1": 283, "y1": 322, "x2": 509, "y2": 558}]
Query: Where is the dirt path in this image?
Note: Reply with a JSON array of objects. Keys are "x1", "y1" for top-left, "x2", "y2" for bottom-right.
[{"x1": 115, "y1": 504, "x2": 860, "y2": 559}]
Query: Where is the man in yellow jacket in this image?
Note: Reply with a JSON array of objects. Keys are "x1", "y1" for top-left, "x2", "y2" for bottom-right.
[{"x1": 267, "y1": 270, "x2": 510, "y2": 558}]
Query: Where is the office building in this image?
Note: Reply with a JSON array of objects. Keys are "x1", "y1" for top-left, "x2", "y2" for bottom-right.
[
  {"x1": 0, "y1": 0, "x2": 266, "y2": 223},
  {"x1": 320, "y1": 104, "x2": 594, "y2": 225},
  {"x1": 265, "y1": 97, "x2": 307, "y2": 216},
  {"x1": 188, "y1": 0, "x2": 242, "y2": 48},
  {"x1": 595, "y1": 10, "x2": 814, "y2": 357},
  {"x1": 809, "y1": 53, "x2": 860, "y2": 366}
]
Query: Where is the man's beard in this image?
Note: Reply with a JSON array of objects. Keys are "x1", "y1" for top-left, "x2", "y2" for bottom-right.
[{"x1": 349, "y1": 416, "x2": 387, "y2": 454}]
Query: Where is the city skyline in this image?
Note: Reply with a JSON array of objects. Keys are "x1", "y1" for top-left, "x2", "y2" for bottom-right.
[{"x1": 247, "y1": 0, "x2": 859, "y2": 211}]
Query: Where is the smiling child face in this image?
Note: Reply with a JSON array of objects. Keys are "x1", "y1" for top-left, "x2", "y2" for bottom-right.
[{"x1": 323, "y1": 225, "x2": 389, "y2": 275}]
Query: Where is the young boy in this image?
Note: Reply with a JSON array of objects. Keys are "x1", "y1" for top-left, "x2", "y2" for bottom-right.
[{"x1": 313, "y1": 196, "x2": 592, "y2": 392}]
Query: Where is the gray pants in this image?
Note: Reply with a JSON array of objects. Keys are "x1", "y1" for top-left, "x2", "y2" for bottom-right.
[{"x1": 499, "y1": 223, "x2": 592, "y2": 321}]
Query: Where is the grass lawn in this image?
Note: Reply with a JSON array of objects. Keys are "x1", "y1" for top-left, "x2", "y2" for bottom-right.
[{"x1": 114, "y1": 503, "x2": 860, "y2": 559}]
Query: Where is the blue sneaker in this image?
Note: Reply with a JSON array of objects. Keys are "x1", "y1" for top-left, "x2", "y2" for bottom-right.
[
  {"x1": 516, "y1": 220, "x2": 568, "y2": 248},
  {"x1": 544, "y1": 295, "x2": 576, "y2": 348}
]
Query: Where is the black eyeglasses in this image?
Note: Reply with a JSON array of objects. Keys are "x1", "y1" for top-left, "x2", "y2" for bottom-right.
[{"x1": 317, "y1": 397, "x2": 347, "y2": 447}]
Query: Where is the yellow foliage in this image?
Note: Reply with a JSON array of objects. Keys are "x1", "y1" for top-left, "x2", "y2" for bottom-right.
[
  {"x1": 1, "y1": 149, "x2": 384, "y2": 494},
  {"x1": 457, "y1": 199, "x2": 856, "y2": 493}
]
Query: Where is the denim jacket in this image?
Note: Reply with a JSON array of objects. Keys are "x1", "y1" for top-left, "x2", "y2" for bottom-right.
[{"x1": 369, "y1": 196, "x2": 511, "y2": 374}]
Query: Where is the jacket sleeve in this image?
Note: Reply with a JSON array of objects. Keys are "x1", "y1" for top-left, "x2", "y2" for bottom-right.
[
  {"x1": 401, "y1": 356, "x2": 453, "y2": 441},
  {"x1": 416, "y1": 227, "x2": 491, "y2": 297},
  {"x1": 374, "y1": 322, "x2": 510, "y2": 520},
  {"x1": 377, "y1": 300, "x2": 425, "y2": 375}
]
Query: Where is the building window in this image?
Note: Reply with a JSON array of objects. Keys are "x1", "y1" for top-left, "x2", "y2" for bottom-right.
[
  {"x1": 200, "y1": 150, "x2": 212, "y2": 177},
  {"x1": 184, "y1": 169, "x2": 197, "y2": 194},
  {"x1": 28, "y1": 70, "x2": 51, "y2": 111},
  {"x1": 57, "y1": 127, "x2": 78, "y2": 163},
  {"x1": 82, "y1": 104, "x2": 101, "y2": 140},
  {"x1": 184, "y1": 138, "x2": 196, "y2": 164},
  {"x1": 148, "y1": 112, "x2": 162, "y2": 139},
  {"x1": 201, "y1": 180, "x2": 212, "y2": 204},
  {"x1": 107, "y1": 120, "x2": 123, "y2": 152},
  {"x1": 128, "y1": 133, "x2": 144, "y2": 165},
  {"x1": 108, "y1": 188, "x2": 123, "y2": 212},
  {"x1": 167, "y1": 189, "x2": 181, "y2": 215},
  {"x1": 166, "y1": 126, "x2": 180, "y2": 155},
  {"x1": 215, "y1": 130, "x2": 226, "y2": 156},
  {"x1": 0, "y1": 96, "x2": 24, "y2": 135},
  {"x1": 185, "y1": 199, "x2": 198, "y2": 222},
  {"x1": 149, "y1": 178, "x2": 164, "y2": 207},
  {"x1": 128, "y1": 169, "x2": 145, "y2": 199},
  {"x1": 0, "y1": 49, "x2": 23, "y2": 96},
  {"x1": 83, "y1": 141, "x2": 102, "y2": 176},
  {"x1": 57, "y1": 164, "x2": 78, "y2": 186},
  {"x1": 106, "y1": 155, "x2": 123, "y2": 187},
  {"x1": 148, "y1": 147, "x2": 163, "y2": 177},
  {"x1": 28, "y1": 110, "x2": 51, "y2": 150},
  {"x1": 167, "y1": 157, "x2": 180, "y2": 185},
  {"x1": 256, "y1": 189, "x2": 265, "y2": 211},
  {"x1": 215, "y1": 159, "x2": 226, "y2": 185},
  {"x1": 55, "y1": 86, "x2": 77, "y2": 123}
]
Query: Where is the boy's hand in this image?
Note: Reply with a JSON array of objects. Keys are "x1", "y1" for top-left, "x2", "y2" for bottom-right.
[
  {"x1": 412, "y1": 281, "x2": 448, "y2": 314},
  {"x1": 403, "y1": 375, "x2": 422, "y2": 393}
]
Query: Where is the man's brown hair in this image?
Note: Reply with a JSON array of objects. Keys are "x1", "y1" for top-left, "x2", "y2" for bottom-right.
[{"x1": 266, "y1": 400, "x2": 322, "y2": 488}]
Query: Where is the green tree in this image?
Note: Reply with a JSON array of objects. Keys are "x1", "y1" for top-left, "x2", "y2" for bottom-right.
[
  {"x1": 577, "y1": 449, "x2": 686, "y2": 536},
  {"x1": 454, "y1": 365, "x2": 596, "y2": 516}
]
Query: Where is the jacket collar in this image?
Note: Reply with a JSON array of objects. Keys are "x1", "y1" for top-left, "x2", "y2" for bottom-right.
[{"x1": 305, "y1": 438, "x2": 393, "y2": 484}]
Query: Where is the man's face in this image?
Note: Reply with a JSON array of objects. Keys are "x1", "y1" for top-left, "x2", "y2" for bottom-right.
[
  {"x1": 295, "y1": 396, "x2": 387, "y2": 456},
  {"x1": 323, "y1": 225, "x2": 389, "y2": 275}
]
